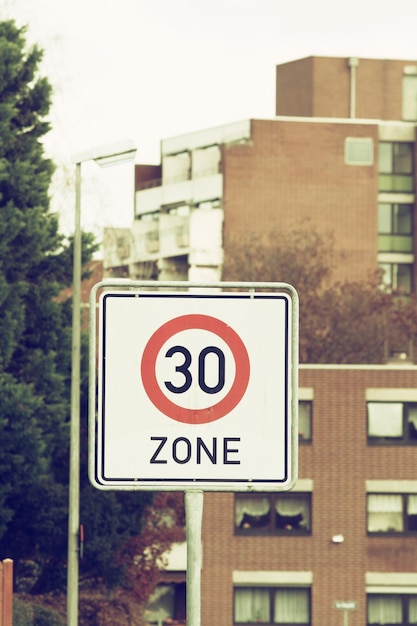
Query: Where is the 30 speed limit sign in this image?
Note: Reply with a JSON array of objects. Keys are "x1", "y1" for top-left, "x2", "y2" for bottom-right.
[{"x1": 90, "y1": 283, "x2": 298, "y2": 491}]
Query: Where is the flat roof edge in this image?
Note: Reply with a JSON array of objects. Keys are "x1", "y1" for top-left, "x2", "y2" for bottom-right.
[
  {"x1": 300, "y1": 363, "x2": 417, "y2": 371},
  {"x1": 160, "y1": 117, "x2": 416, "y2": 155}
]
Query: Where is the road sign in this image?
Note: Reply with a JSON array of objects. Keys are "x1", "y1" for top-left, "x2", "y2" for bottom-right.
[
  {"x1": 334, "y1": 601, "x2": 358, "y2": 626},
  {"x1": 334, "y1": 602, "x2": 358, "y2": 610},
  {"x1": 90, "y1": 283, "x2": 298, "y2": 491},
  {"x1": 141, "y1": 313, "x2": 250, "y2": 424}
]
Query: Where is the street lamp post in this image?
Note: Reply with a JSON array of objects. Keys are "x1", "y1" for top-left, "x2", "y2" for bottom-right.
[{"x1": 67, "y1": 140, "x2": 137, "y2": 626}]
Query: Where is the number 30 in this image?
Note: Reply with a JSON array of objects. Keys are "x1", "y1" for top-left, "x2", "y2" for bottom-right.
[{"x1": 164, "y1": 345, "x2": 225, "y2": 394}]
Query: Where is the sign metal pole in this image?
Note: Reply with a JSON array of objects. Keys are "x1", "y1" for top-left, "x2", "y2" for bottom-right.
[
  {"x1": 89, "y1": 279, "x2": 299, "y2": 626},
  {"x1": 185, "y1": 490, "x2": 204, "y2": 626},
  {"x1": 334, "y1": 600, "x2": 358, "y2": 626}
]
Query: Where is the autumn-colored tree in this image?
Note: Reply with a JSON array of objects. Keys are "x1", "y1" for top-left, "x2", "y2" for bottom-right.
[
  {"x1": 303, "y1": 274, "x2": 409, "y2": 363},
  {"x1": 223, "y1": 226, "x2": 417, "y2": 363},
  {"x1": 116, "y1": 492, "x2": 186, "y2": 605}
]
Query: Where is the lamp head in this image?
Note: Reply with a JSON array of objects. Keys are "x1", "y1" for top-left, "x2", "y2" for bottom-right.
[{"x1": 72, "y1": 139, "x2": 137, "y2": 165}]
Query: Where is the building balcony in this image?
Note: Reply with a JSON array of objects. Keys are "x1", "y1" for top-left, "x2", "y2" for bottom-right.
[
  {"x1": 135, "y1": 173, "x2": 223, "y2": 216},
  {"x1": 103, "y1": 206, "x2": 224, "y2": 277},
  {"x1": 159, "y1": 213, "x2": 190, "y2": 258},
  {"x1": 103, "y1": 215, "x2": 190, "y2": 268},
  {"x1": 102, "y1": 227, "x2": 134, "y2": 271}
]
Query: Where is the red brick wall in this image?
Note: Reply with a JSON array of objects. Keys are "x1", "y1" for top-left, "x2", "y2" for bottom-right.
[
  {"x1": 135, "y1": 163, "x2": 161, "y2": 188},
  {"x1": 312, "y1": 57, "x2": 351, "y2": 118},
  {"x1": 223, "y1": 118, "x2": 379, "y2": 284},
  {"x1": 347, "y1": 58, "x2": 412, "y2": 120},
  {"x1": 276, "y1": 57, "x2": 314, "y2": 117},
  {"x1": 200, "y1": 365, "x2": 417, "y2": 626},
  {"x1": 276, "y1": 56, "x2": 417, "y2": 121}
]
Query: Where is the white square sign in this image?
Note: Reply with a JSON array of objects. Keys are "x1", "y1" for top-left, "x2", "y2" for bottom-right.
[{"x1": 91, "y1": 288, "x2": 297, "y2": 491}]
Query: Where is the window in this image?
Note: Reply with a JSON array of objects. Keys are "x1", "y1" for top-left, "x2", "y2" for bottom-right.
[
  {"x1": 145, "y1": 582, "x2": 186, "y2": 625},
  {"x1": 403, "y1": 69, "x2": 417, "y2": 121},
  {"x1": 299, "y1": 389, "x2": 313, "y2": 442},
  {"x1": 378, "y1": 204, "x2": 413, "y2": 253},
  {"x1": 378, "y1": 262, "x2": 412, "y2": 293},
  {"x1": 379, "y1": 142, "x2": 414, "y2": 192},
  {"x1": 368, "y1": 594, "x2": 417, "y2": 625},
  {"x1": 234, "y1": 587, "x2": 310, "y2": 625},
  {"x1": 299, "y1": 401, "x2": 312, "y2": 442},
  {"x1": 367, "y1": 493, "x2": 417, "y2": 533},
  {"x1": 235, "y1": 493, "x2": 311, "y2": 535},
  {"x1": 345, "y1": 137, "x2": 374, "y2": 165},
  {"x1": 368, "y1": 402, "x2": 417, "y2": 444}
]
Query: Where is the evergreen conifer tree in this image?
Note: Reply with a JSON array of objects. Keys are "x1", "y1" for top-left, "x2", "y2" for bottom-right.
[
  {"x1": 0, "y1": 20, "x2": 95, "y2": 583},
  {"x1": 0, "y1": 22, "x2": 155, "y2": 597}
]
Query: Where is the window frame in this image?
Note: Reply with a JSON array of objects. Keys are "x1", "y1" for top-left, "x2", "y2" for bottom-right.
[
  {"x1": 378, "y1": 142, "x2": 414, "y2": 193},
  {"x1": 367, "y1": 401, "x2": 417, "y2": 445},
  {"x1": 235, "y1": 492, "x2": 312, "y2": 536},
  {"x1": 345, "y1": 137, "x2": 374, "y2": 166},
  {"x1": 378, "y1": 262, "x2": 413, "y2": 294},
  {"x1": 367, "y1": 492, "x2": 417, "y2": 535},
  {"x1": 367, "y1": 592, "x2": 417, "y2": 625},
  {"x1": 378, "y1": 203, "x2": 413, "y2": 235},
  {"x1": 234, "y1": 586, "x2": 311, "y2": 626},
  {"x1": 403, "y1": 71, "x2": 417, "y2": 121},
  {"x1": 298, "y1": 400, "x2": 312, "y2": 443},
  {"x1": 378, "y1": 203, "x2": 413, "y2": 254},
  {"x1": 145, "y1": 581, "x2": 187, "y2": 625}
]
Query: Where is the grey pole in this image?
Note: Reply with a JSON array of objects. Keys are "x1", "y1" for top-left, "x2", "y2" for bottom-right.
[
  {"x1": 67, "y1": 161, "x2": 82, "y2": 626},
  {"x1": 66, "y1": 141, "x2": 137, "y2": 626},
  {"x1": 185, "y1": 490, "x2": 204, "y2": 626}
]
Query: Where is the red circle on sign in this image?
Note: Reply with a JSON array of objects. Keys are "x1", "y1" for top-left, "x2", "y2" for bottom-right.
[{"x1": 141, "y1": 314, "x2": 250, "y2": 424}]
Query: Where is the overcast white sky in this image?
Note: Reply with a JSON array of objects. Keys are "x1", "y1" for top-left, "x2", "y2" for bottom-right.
[{"x1": 2, "y1": 0, "x2": 417, "y2": 235}]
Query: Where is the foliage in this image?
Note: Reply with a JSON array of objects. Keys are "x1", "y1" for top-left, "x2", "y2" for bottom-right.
[
  {"x1": 15, "y1": 589, "x2": 148, "y2": 626},
  {"x1": 0, "y1": 19, "x2": 98, "y2": 590},
  {"x1": 223, "y1": 226, "x2": 417, "y2": 363},
  {"x1": 78, "y1": 487, "x2": 154, "y2": 590},
  {"x1": 32, "y1": 604, "x2": 65, "y2": 626},
  {"x1": 0, "y1": 20, "x2": 182, "y2": 606},
  {"x1": 13, "y1": 598, "x2": 33, "y2": 626},
  {"x1": 13, "y1": 599, "x2": 64, "y2": 626},
  {"x1": 0, "y1": 18, "x2": 65, "y2": 547},
  {"x1": 117, "y1": 492, "x2": 186, "y2": 604}
]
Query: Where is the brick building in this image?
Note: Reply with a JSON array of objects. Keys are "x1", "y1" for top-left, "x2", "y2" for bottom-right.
[
  {"x1": 100, "y1": 57, "x2": 417, "y2": 626},
  {"x1": 142, "y1": 363, "x2": 417, "y2": 626},
  {"x1": 104, "y1": 55, "x2": 417, "y2": 294},
  {"x1": 201, "y1": 364, "x2": 417, "y2": 626}
]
